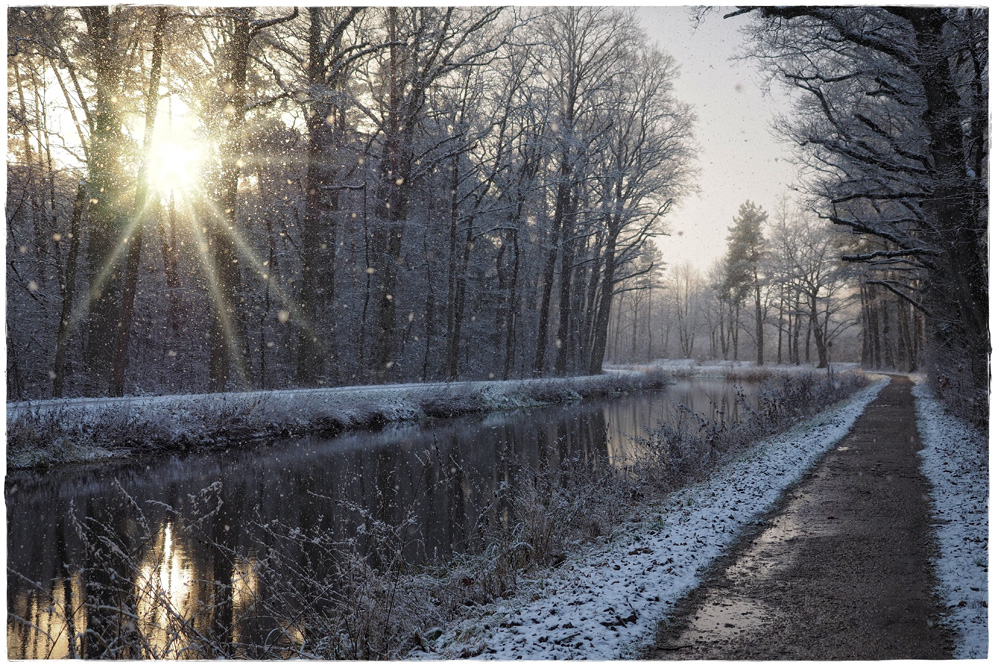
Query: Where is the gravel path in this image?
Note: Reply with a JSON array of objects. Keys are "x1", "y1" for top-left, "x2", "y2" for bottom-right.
[{"x1": 649, "y1": 375, "x2": 954, "y2": 659}]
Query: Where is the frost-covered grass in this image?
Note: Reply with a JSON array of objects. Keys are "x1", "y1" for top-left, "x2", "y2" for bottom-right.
[
  {"x1": 408, "y1": 375, "x2": 886, "y2": 659},
  {"x1": 6, "y1": 371, "x2": 667, "y2": 469},
  {"x1": 913, "y1": 378, "x2": 988, "y2": 659}
]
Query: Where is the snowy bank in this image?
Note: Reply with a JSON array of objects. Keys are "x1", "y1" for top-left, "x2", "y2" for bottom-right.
[
  {"x1": 410, "y1": 376, "x2": 888, "y2": 659},
  {"x1": 607, "y1": 359, "x2": 860, "y2": 381},
  {"x1": 7, "y1": 371, "x2": 666, "y2": 469},
  {"x1": 913, "y1": 379, "x2": 989, "y2": 659}
]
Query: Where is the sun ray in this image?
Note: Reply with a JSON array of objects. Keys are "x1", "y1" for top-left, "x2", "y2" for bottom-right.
[
  {"x1": 58, "y1": 143, "x2": 334, "y2": 392},
  {"x1": 191, "y1": 185, "x2": 325, "y2": 350},
  {"x1": 57, "y1": 190, "x2": 160, "y2": 351},
  {"x1": 179, "y1": 195, "x2": 250, "y2": 388}
]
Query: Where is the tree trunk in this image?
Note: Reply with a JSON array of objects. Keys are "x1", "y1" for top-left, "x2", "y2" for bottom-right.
[
  {"x1": 53, "y1": 183, "x2": 87, "y2": 397},
  {"x1": 732, "y1": 300, "x2": 740, "y2": 360},
  {"x1": 533, "y1": 215, "x2": 562, "y2": 375},
  {"x1": 897, "y1": 298, "x2": 916, "y2": 372},
  {"x1": 209, "y1": 9, "x2": 252, "y2": 392},
  {"x1": 553, "y1": 186, "x2": 577, "y2": 375},
  {"x1": 859, "y1": 283, "x2": 871, "y2": 366},
  {"x1": 869, "y1": 286, "x2": 882, "y2": 368},
  {"x1": 792, "y1": 290, "x2": 802, "y2": 364},
  {"x1": 718, "y1": 301, "x2": 728, "y2": 359},
  {"x1": 15, "y1": 59, "x2": 47, "y2": 286},
  {"x1": 421, "y1": 235, "x2": 436, "y2": 381},
  {"x1": 371, "y1": 9, "x2": 414, "y2": 383},
  {"x1": 588, "y1": 230, "x2": 618, "y2": 374},
  {"x1": 444, "y1": 162, "x2": 473, "y2": 381},
  {"x1": 753, "y1": 278, "x2": 764, "y2": 365},
  {"x1": 646, "y1": 283, "x2": 653, "y2": 361},
  {"x1": 296, "y1": 7, "x2": 332, "y2": 387},
  {"x1": 160, "y1": 195, "x2": 181, "y2": 334},
  {"x1": 809, "y1": 292, "x2": 828, "y2": 368},
  {"x1": 908, "y1": 9, "x2": 988, "y2": 395},
  {"x1": 881, "y1": 298, "x2": 895, "y2": 368},
  {"x1": 504, "y1": 228, "x2": 520, "y2": 380},
  {"x1": 111, "y1": 7, "x2": 167, "y2": 396},
  {"x1": 81, "y1": 7, "x2": 127, "y2": 396}
]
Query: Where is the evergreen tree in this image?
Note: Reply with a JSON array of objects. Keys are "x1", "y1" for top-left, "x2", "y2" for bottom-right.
[{"x1": 723, "y1": 201, "x2": 768, "y2": 365}]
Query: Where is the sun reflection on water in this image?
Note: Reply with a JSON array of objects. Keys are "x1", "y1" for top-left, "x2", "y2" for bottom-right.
[
  {"x1": 133, "y1": 520, "x2": 195, "y2": 657},
  {"x1": 7, "y1": 574, "x2": 86, "y2": 659}
]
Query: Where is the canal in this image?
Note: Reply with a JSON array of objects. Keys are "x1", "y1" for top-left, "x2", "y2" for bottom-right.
[{"x1": 7, "y1": 379, "x2": 757, "y2": 658}]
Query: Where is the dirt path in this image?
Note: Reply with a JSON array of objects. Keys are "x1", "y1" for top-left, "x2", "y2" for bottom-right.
[{"x1": 649, "y1": 375, "x2": 954, "y2": 659}]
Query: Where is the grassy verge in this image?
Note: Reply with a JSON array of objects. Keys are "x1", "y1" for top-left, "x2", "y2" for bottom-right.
[{"x1": 7, "y1": 371, "x2": 667, "y2": 470}]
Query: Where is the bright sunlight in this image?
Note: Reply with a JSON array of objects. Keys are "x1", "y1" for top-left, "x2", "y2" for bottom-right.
[{"x1": 148, "y1": 136, "x2": 202, "y2": 197}]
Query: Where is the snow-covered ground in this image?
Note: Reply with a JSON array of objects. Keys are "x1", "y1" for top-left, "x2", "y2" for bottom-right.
[
  {"x1": 6, "y1": 372, "x2": 665, "y2": 469},
  {"x1": 913, "y1": 378, "x2": 989, "y2": 659},
  {"x1": 410, "y1": 376, "x2": 889, "y2": 659},
  {"x1": 606, "y1": 358, "x2": 861, "y2": 379}
]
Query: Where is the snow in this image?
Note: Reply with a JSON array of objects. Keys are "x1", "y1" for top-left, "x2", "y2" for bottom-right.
[
  {"x1": 606, "y1": 359, "x2": 861, "y2": 379},
  {"x1": 410, "y1": 376, "x2": 889, "y2": 659},
  {"x1": 912, "y1": 378, "x2": 989, "y2": 659},
  {"x1": 6, "y1": 372, "x2": 665, "y2": 469}
]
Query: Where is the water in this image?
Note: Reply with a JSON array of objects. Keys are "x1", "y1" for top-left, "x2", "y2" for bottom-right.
[{"x1": 7, "y1": 379, "x2": 756, "y2": 658}]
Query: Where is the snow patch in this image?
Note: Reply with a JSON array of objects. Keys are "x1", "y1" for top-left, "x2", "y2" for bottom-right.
[
  {"x1": 913, "y1": 379, "x2": 988, "y2": 659},
  {"x1": 411, "y1": 376, "x2": 889, "y2": 659}
]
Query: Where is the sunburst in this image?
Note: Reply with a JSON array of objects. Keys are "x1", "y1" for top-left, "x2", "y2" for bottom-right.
[{"x1": 148, "y1": 134, "x2": 203, "y2": 198}]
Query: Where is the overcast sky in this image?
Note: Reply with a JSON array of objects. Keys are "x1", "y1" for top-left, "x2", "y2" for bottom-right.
[{"x1": 635, "y1": 6, "x2": 801, "y2": 275}]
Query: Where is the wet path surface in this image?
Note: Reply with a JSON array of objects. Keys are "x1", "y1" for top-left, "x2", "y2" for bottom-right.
[{"x1": 650, "y1": 376, "x2": 954, "y2": 659}]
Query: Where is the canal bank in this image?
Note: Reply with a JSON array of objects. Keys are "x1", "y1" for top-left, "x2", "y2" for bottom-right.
[
  {"x1": 410, "y1": 376, "x2": 887, "y2": 659},
  {"x1": 7, "y1": 371, "x2": 668, "y2": 470}
]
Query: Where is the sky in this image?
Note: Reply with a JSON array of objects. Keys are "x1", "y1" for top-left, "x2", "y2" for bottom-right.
[{"x1": 635, "y1": 6, "x2": 801, "y2": 275}]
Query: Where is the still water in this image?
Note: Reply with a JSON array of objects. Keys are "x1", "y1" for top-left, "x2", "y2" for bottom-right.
[{"x1": 7, "y1": 379, "x2": 756, "y2": 658}]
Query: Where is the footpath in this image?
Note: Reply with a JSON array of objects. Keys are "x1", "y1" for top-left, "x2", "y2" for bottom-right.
[{"x1": 651, "y1": 375, "x2": 954, "y2": 658}]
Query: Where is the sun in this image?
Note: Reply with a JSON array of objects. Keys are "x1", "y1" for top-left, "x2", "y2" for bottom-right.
[{"x1": 149, "y1": 137, "x2": 202, "y2": 197}]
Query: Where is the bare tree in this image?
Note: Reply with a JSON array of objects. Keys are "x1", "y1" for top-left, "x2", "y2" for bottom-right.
[
  {"x1": 587, "y1": 43, "x2": 696, "y2": 373},
  {"x1": 739, "y1": 6, "x2": 988, "y2": 417},
  {"x1": 667, "y1": 262, "x2": 703, "y2": 358},
  {"x1": 723, "y1": 201, "x2": 769, "y2": 365},
  {"x1": 770, "y1": 202, "x2": 856, "y2": 368}
]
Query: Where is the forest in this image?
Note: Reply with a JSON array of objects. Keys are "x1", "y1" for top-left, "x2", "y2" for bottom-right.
[
  {"x1": 6, "y1": 6, "x2": 988, "y2": 423},
  {"x1": 5, "y1": 6, "x2": 989, "y2": 661}
]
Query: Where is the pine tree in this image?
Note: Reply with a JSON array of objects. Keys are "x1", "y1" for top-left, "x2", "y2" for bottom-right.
[{"x1": 724, "y1": 201, "x2": 768, "y2": 365}]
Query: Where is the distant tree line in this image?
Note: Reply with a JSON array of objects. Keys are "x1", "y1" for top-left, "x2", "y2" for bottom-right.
[
  {"x1": 606, "y1": 198, "x2": 867, "y2": 370},
  {"x1": 615, "y1": 5, "x2": 988, "y2": 411},
  {"x1": 8, "y1": 6, "x2": 983, "y2": 423},
  {"x1": 6, "y1": 6, "x2": 696, "y2": 399},
  {"x1": 738, "y1": 6, "x2": 988, "y2": 423}
]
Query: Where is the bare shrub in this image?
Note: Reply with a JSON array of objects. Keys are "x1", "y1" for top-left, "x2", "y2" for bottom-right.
[{"x1": 630, "y1": 369, "x2": 868, "y2": 495}]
